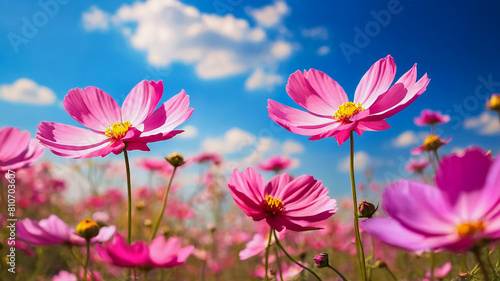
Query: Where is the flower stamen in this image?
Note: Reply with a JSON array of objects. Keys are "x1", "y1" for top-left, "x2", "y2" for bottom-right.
[
  {"x1": 456, "y1": 221, "x2": 485, "y2": 237},
  {"x1": 334, "y1": 102, "x2": 365, "y2": 122},
  {"x1": 263, "y1": 195, "x2": 285, "y2": 216},
  {"x1": 104, "y1": 121, "x2": 132, "y2": 140}
]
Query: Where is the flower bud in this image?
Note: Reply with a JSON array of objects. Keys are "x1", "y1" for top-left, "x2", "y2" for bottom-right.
[
  {"x1": 135, "y1": 200, "x2": 145, "y2": 211},
  {"x1": 358, "y1": 201, "x2": 378, "y2": 218},
  {"x1": 374, "y1": 260, "x2": 387, "y2": 268},
  {"x1": 487, "y1": 94, "x2": 500, "y2": 111},
  {"x1": 313, "y1": 252, "x2": 329, "y2": 268},
  {"x1": 166, "y1": 153, "x2": 184, "y2": 167},
  {"x1": 76, "y1": 218, "x2": 100, "y2": 240},
  {"x1": 144, "y1": 218, "x2": 152, "y2": 227}
]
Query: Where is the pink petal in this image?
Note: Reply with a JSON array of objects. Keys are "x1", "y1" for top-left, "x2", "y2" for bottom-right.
[
  {"x1": 364, "y1": 83, "x2": 407, "y2": 116},
  {"x1": 354, "y1": 55, "x2": 397, "y2": 107},
  {"x1": 0, "y1": 127, "x2": 30, "y2": 161},
  {"x1": 121, "y1": 80, "x2": 163, "y2": 125},
  {"x1": 0, "y1": 138, "x2": 45, "y2": 172},
  {"x1": 37, "y1": 122, "x2": 120, "y2": 159},
  {"x1": 64, "y1": 86, "x2": 122, "y2": 131},
  {"x1": 286, "y1": 69, "x2": 347, "y2": 116}
]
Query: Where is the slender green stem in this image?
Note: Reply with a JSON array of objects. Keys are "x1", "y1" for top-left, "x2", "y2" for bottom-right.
[
  {"x1": 326, "y1": 265, "x2": 348, "y2": 281},
  {"x1": 473, "y1": 247, "x2": 491, "y2": 281},
  {"x1": 274, "y1": 247, "x2": 284, "y2": 281},
  {"x1": 273, "y1": 230, "x2": 322, "y2": 281},
  {"x1": 433, "y1": 149, "x2": 440, "y2": 164},
  {"x1": 150, "y1": 166, "x2": 178, "y2": 242},
  {"x1": 349, "y1": 131, "x2": 367, "y2": 281},
  {"x1": 368, "y1": 236, "x2": 375, "y2": 281},
  {"x1": 83, "y1": 240, "x2": 90, "y2": 281},
  {"x1": 123, "y1": 145, "x2": 133, "y2": 245},
  {"x1": 384, "y1": 265, "x2": 398, "y2": 281},
  {"x1": 430, "y1": 125, "x2": 434, "y2": 135},
  {"x1": 264, "y1": 227, "x2": 273, "y2": 281},
  {"x1": 427, "y1": 151, "x2": 437, "y2": 175},
  {"x1": 430, "y1": 252, "x2": 436, "y2": 281}
]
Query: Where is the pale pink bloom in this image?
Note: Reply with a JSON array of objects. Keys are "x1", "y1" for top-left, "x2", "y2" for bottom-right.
[
  {"x1": 37, "y1": 80, "x2": 193, "y2": 159},
  {"x1": 0, "y1": 127, "x2": 44, "y2": 172},
  {"x1": 136, "y1": 157, "x2": 173, "y2": 174},
  {"x1": 17, "y1": 214, "x2": 115, "y2": 246},
  {"x1": 96, "y1": 233, "x2": 193, "y2": 268},
  {"x1": 257, "y1": 155, "x2": 292, "y2": 172},
  {"x1": 239, "y1": 230, "x2": 286, "y2": 260},
  {"x1": 268, "y1": 55, "x2": 430, "y2": 145},
  {"x1": 414, "y1": 109, "x2": 450, "y2": 126},
  {"x1": 53, "y1": 270, "x2": 77, "y2": 281},
  {"x1": 228, "y1": 167, "x2": 337, "y2": 231},
  {"x1": 423, "y1": 262, "x2": 452, "y2": 281},
  {"x1": 254, "y1": 262, "x2": 305, "y2": 281},
  {"x1": 166, "y1": 199, "x2": 196, "y2": 219},
  {"x1": 405, "y1": 159, "x2": 430, "y2": 174},
  {"x1": 363, "y1": 148, "x2": 500, "y2": 253},
  {"x1": 188, "y1": 152, "x2": 222, "y2": 165}
]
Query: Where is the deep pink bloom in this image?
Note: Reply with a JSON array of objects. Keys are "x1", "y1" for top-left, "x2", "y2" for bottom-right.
[
  {"x1": 96, "y1": 233, "x2": 193, "y2": 268},
  {"x1": 37, "y1": 80, "x2": 193, "y2": 159},
  {"x1": 414, "y1": 109, "x2": 450, "y2": 126},
  {"x1": 405, "y1": 159, "x2": 430, "y2": 174},
  {"x1": 17, "y1": 214, "x2": 115, "y2": 246},
  {"x1": 0, "y1": 127, "x2": 44, "y2": 173},
  {"x1": 188, "y1": 152, "x2": 222, "y2": 165},
  {"x1": 363, "y1": 148, "x2": 500, "y2": 253},
  {"x1": 136, "y1": 157, "x2": 173, "y2": 174},
  {"x1": 228, "y1": 167, "x2": 337, "y2": 232},
  {"x1": 268, "y1": 55, "x2": 429, "y2": 145},
  {"x1": 257, "y1": 155, "x2": 292, "y2": 172}
]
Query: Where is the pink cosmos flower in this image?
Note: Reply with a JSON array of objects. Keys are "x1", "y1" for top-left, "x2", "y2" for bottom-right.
[
  {"x1": 0, "y1": 127, "x2": 44, "y2": 173},
  {"x1": 17, "y1": 214, "x2": 115, "y2": 246},
  {"x1": 136, "y1": 157, "x2": 174, "y2": 174},
  {"x1": 423, "y1": 262, "x2": 452, "y2": 281},
  {"x1": 363, "y1": 148, "x2": 500, "y2": 253},
  {"x1": 188, "y1": 152, "x2": 222, "y2": 166},
  {"x1": 405, "y1": 159, "x2": 430, "y2": 174},
  {"x1": 53, "y1": 270, "x2": 77, "y2": 281},
  {"x1": 257, "y1": 155, "x2": 292, "y2": 172},
  {"x1": 254, "y1": 262, "x2": 305, "y2": 280},
  {"x1": 228, "y1": 167, "x2": 337, "y2": 232},
  {"x1": 414, "y1": 109, "x2": 450, "y2": 126},
  {"x1": 96, "y1": 233, "x2": 193, "y2": 268},
  {"x1": 37, "y1": 80, "x2": 193, "y2": 159},
  {"x1": 268, "y1": 55, "x2": 429, "y2": 145},
  {"x1": 239, "y1": 229, "x2": 286, "y2": 260}
]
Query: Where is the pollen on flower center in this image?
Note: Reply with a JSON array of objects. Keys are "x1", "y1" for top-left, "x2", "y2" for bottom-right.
[
  {"x1": 104, "y1": 121, "x2": 132, "y2": 140},
  {"x1": 263, "y1": 195, "x2": 285, "y2": 215},
  {"x1": 333, "y1": 102, "x2": 365, "y2": 122},
  {"x1": 456, "y1": 221, "x2": 485, "y2": 237}
]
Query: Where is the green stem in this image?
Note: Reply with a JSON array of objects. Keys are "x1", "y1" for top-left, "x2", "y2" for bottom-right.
[
  {"x1": 326, "y1": 265, "x2": 348, "y2": 281},
  {"x1": 427, "y1": 151, "x2": 437, "y2": 176},
  {"x1": 430, "y1": 252, "x2": 436, "y2": 281},
  {"x1": 123, "y1": 145, "x2": 133, "y2": 245},
  {"x1": 149, "y1": 166, "x2": 178, "y2": 242},
  {"x1": 83, "y1": 240, "x2": 90, "y2": 281},
  {"x1": 274, "y1": 247, "x2": 284, "y2": 281},
  {"x1": 433, "y1": 149, "x2": 440, "y2": 164},
  {"x1": 273, "y1": 230, "x2": 322, "y2": 281},
  {"x1": 264, "y1": 227, "x2": 273, "y2": 281},
  {"x1": 349, "y1": 131, "x2": 367, "y2": 281},
  {"x1": 430, "y1": 125, "x2": 435, "y2": 135},
  {"x1": 384, "y1": 265, "x2": 398, "y2": 281},
  {"x1": 473, "y1": 247, "x2": 491, "y2": 281}
]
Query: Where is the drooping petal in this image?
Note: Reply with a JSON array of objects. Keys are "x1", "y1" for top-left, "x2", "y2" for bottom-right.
[
  {"x1": 64, "y1": 86, "x2": 122, "y2": 131},
  {"x1": 37, "y1": 122, "x2": 120, "y2": 159},
  {"x1": 0, "y1": 127, "x2": 30, "y2": 162},
  {"x1": 0, "y1": 138, "x2": 45, "y2": 172},
  {"x1": 286, "y1": 69, "x2": 347, "y2": 116},
  {"x1": 354, "y1": 55, "x2": 397, "y2": 107},
  {"x1": 121, "y1": 80, "x2": 163, "y2": 125}
]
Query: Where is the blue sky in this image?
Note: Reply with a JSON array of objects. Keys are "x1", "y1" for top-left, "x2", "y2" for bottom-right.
[{"x1": 1, "y1": 0, "x2": 500, "y2": 198}]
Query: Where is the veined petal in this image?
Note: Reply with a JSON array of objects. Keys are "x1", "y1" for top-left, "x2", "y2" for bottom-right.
[
  {"x1": 354, "y1": 55, "x2": 397, "y2": 107},
  {"x1": 121, "y1": 80, "x2": 163, "y2": 125},
  {"x1": 364, "y1": 83, "x2": 407, "y2": 116},
  {"x1": 287, "y1": 69, "x2": 347, "y2": 116},
  {"x1": 229, "y1": 168, "x2": 266, "y2": 207},
  {"x1": 0, "y1": 138, "x2": 45, "y2": 172},
  {"x1": 0, "y1": 127, "x2": 30, "y2": 161},
  {"x1": 64, "y1": 86, "x2": 122, "y2": 131}
]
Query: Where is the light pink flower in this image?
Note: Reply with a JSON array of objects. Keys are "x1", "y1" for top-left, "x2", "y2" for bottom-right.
[
  {"x1": 268, "y1": 55, "x2": 429, "y2": 145},
  {"x1": 37, "y1": 80, "x2": 193, "y2": 159},
  {"x1": 96, "y1": 233, "x2": 193, "y2": 268},
  {"x1": 405, "y1": 159, "x2": 430, "y2": 174},
  {"x1": 0, "y1": 127, "x2": 44, "y2": 173},
  {"x1": 414, "y1": 109, "x2": 450, "y2": 126},
  {"x1": 228, "y1": 167, "x2": 337, "y2": 232},
  {"x1": 239, "y1": 229, "x2": 286, "y2": 260},
  {"x1": 254, "y1": 262, "x2": 305, "y2": 281},
  {"x1": 363, "y1": 148, "x2": 500, "y2": 253},
  {"x1": 17, "y1": 214, "x2": 115, "y2": 246},
  {"x1": 188, "y1": 152, "x2": 222, "y2": 166},
  {"x1": 257, "y1": 155, "x2": 292, "y2": 172},
  {"x1": 136, "y1": 157, "x2": 173, "y2": 174},
  {"x1": 423, "y1": 262, "x2": 452, "y2": 281},
  {"x1": 53, "y1": 270, "x2": 77, "y2": 281}
]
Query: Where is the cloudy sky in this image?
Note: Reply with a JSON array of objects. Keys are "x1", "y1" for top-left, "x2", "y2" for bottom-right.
[{"x1": 1, "y1": 0, "x2": 499, "y2": 198}]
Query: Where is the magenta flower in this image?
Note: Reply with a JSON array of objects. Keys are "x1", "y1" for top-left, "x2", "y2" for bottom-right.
[
  {"x1": 268, "y1": 55, "x2": 429, "y2": 145},
  {"x1": 405, "y1": 159, "x2": 430, "y2": 174},
  {"x1": 96, "y1": 233, "x2": 193, "y2": 268},
  {"x1": 37, "y1": 80, "x2": 193, "y2": 159},
  {"x1": 0, "y1": 127, "x2": 44, "y2": 173},
  {"x1": 228, "y1": 167, "x2": 337, "y2": 232},
  {"x1": 17, "y1": 214, "x2": 116, "y2": 246},
  {"x1": 414, "y1": 109, "x2": 450, "y2": 126},
  {"x1": 257, "y1": 155, "x2": 292, "y2": 172},
  {"x1": 363, "y1": 148, "x2": 500, "y2": 253}
]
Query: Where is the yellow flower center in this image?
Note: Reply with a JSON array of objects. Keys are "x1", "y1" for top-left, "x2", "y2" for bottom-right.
[
  {"x1": 104, "y1": 121, "x2": 132, "y2": 140},
  {"x1": 263, "y1": 195, "x2": 285, "y2": 215},
  {"x1": 456, "y1": 221, "x2": 485, "y2": 237},
  {"x1": 488, "y1": 94, "x2": 500, "y2": 111},
  {"x1": 423, "y1": 135, "x2": 443, "y2": 151},
  {"x1": 333, "y1": 102, "x2": 365, "y2": 122},
  {"x1": 76, "y1": 218, "x2": 100, "y2": 239}
]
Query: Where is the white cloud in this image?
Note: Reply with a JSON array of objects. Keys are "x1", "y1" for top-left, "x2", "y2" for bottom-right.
[
  {"x1": 282, "y1": 140, "x2": 304, "y2": 155},
  {"x1": 202, "y1": 128, "x2": 256, "y2": 154},
  {"x1": 244, "y1": 68, "x2": 283, "y2": 91},
  {"x1": 0, "y1": 78, "x2": 56, "y2": 105},
  {"x1": 339, "y1": 151, "x2": 371, "y2": 172},
  {"x1": 393, "y1": 130, "x2": 419, "y2": 147},
  {"x1": 301, "y1": 26, "x2": 329, "y2": 40},
  {"x1": 247, "y1": 1, "x2": 289, "y2": 27},
  {"x1": 316, "y1": 45, "x2": 330, "y2": 56},
  {"x1": 464, "y1": 112, "x2": 500, "y2": 135},
  {"x1": 82, "y1": 5, "x2": 110, "y2": 31},
  {"x1": 178, "y1": 125, "x2": 198, "y2": 139},
  {"x1": 84, "y1": 0, "x2": 293, "y2": 83}
]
